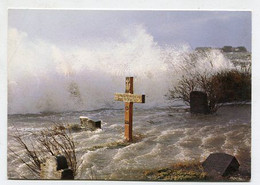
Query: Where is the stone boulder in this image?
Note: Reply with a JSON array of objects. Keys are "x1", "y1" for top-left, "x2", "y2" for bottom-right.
[
  {"x1": 40, "y1": 155, "x2": 74, "y2": 180},
  {"x1": 56, "y1": 155, "x2": 68, "y2": 171},
  {"x1": 202, "y1": 153, "x2": 240, "y2": 177},
  {"x1": 190, "y1": 91, "x2": 209, "y2": 114},
  {"x1": 61, "y1": 169, "x2": 74, "y2": 180},
  {"x1": 80, "y1": 116, "x2": 101, "y2": 131}
]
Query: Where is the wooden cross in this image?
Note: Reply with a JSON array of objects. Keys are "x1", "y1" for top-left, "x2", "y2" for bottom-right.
[{"x1": 114, "y1": 77, "x2": 145, "y2": 142}]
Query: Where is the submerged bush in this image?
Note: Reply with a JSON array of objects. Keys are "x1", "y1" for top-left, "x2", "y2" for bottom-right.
[
  {"x1": 169, "y1": 69, "x2": 251, "y2": 113},
  {"x1": 212, "y1": 70, "x2": 251, "y2": 103},
  {"x1": 9, "y1": 122, "x2": 78, "y2": 179}
]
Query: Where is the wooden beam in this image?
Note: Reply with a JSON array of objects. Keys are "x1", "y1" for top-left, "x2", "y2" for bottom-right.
[
  {"x1": 125, "y1": 77, "x2": 133, "y2": 93},
  {"x1": 124, "y1": 102, "x2": 133, "y2": 141},
  {"x1": 114, "y1": 93, "x2": 145, "y2": 103},
  {"x1": 125, "y1": 77, "x2": 133, "y2": 142}
]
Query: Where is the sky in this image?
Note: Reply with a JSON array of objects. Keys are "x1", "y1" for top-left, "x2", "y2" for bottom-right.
[{"x1": 8, "y1": 10, "x2": 251, "y2": 51}]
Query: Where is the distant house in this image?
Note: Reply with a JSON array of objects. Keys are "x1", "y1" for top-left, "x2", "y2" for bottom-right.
[
  {"x1": 195, "y1": 46, "x2": 248, "y2": 53},
  {"x1": 195, "y1": 47, "x2": 212, "y2": 51},
  {"x1": 222, "y1": 46, "x2": 247, "y2": 52},
  {"x1": 236, "y1": 46, "x2": 247, "y2": 52},
  {"x1": 222, "y1": 46, "x2": 233, "y2": 52}
]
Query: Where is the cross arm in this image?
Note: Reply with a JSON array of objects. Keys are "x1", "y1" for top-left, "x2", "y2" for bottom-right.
[{"x1": 114, "y1": 93, "x2": 145, "y2": 103}]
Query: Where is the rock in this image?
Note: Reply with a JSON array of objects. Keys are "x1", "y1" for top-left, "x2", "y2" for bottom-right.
[
  {"x1": 61, "y1": 169, "x2": 74, "y2": 180},
  {"x1": 202, "y1": 153, "x2": 240, "y2": 176},
  {"x1": 56, "y1": 155, "x2": 68, "y2": 170},
  {"x1": 80, "y1": 116, "x2": 101, "y2": 130},
  {"x1": 40, "y1": 156, "x2": 62, "y2": 179},
  {"x1": 190, "y1": 91, "x2": 209, "y2": 114},
  {"x1": 40, "y1": 155, "x2": 74, "y2": 180}
]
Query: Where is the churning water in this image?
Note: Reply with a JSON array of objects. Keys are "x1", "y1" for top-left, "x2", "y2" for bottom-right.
[
  {"x1": 8, "y1": 26, "x2": 250, "y2": 180},
  {"x1": 8, "y1": 105, "x2": 251, "y2": 179}
]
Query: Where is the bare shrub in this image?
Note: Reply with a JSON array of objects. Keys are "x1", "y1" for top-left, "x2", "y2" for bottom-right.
[
  {"x1": 8, "y1": 122, "x2": 78, "y2": 179},
  {"x1": 67, "y1": 123, "x2": 82, "y2": 132}
]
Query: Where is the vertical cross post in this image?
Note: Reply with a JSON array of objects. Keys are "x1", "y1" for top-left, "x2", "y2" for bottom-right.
[
  {"x1": 114, "y1": 77, "x2": 145, "y2": 142},
  {"x1": 124, "y1": 77, "x2": 133, "y2": 141}
]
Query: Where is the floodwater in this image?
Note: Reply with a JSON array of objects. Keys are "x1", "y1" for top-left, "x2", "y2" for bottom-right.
[{"x1": 8, "y1": 104, "x2": 251, "y2": 180}]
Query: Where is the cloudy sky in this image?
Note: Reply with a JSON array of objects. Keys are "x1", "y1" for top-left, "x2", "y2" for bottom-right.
[{"x1": 8, "y1": 10, "x2": 251, "y2": 50}]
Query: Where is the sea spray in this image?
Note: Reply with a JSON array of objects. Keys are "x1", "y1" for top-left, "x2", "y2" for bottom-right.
[{"x1": 8, "y1": 26, "x2": 233, "y2": 114}]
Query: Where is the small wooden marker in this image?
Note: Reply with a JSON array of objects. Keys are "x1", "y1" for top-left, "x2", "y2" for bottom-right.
[{"x1": 114, "y1": 77, "x2": 145, "y2": 142}]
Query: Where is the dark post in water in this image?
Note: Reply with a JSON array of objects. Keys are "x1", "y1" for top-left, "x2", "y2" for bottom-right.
[{"x1": 114, "y1": 77, "x2": 145, "y2": 141}]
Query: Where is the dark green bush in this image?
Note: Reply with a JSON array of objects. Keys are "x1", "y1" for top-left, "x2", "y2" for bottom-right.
[{"x1": 212, "y1": 70, "x2": 251, "y2": 103}]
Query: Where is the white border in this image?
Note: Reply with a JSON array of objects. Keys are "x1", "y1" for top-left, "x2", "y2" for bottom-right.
[{"x1": 1, "y1": 0, "x2": 259, "y2": 185}]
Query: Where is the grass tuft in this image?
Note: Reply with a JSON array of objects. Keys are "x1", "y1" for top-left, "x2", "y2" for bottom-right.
[{"x1": 144, "y1": 161, "x2": 207, "y2": 181}]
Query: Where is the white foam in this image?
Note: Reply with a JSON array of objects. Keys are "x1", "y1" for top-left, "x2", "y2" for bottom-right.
[{"x1": 8, "y1": 26, "x2": 233, "y2": 114}]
